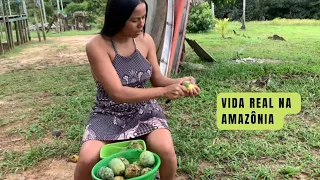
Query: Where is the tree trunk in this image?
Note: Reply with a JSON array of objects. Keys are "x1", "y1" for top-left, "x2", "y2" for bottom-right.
[{"x1": 240, "y1": 0, "x2": 246, "y2": 30}]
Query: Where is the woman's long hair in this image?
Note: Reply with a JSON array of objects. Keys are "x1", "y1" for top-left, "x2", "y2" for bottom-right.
[{"x1": 100, "y1": 0, "x2": 148, "y2": 37}]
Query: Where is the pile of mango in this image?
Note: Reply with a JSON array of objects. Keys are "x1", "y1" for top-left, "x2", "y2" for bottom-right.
[{"x1": 97, "y1": 150, "x2": 155, "y2": 180}]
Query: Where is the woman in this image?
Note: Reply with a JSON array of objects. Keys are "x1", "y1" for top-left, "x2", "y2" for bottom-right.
[{"x1": 74, "y1": 0, "x2": 200, "y2": 179}]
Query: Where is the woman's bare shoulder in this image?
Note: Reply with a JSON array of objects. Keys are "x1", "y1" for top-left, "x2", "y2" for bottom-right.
[
  {"x1": 86, "y1": 34, "x2": 112, "y2": 52},
  {"x1": 141, "y1": 32, "x2": 154, "y2": 43},
  {"x1": 136, "y1": 32, "x2": 156, "y2": 51}
]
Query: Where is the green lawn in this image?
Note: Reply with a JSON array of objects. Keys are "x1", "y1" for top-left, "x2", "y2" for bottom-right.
[
  {"x1": 0, "y1": 20, "x2": 319, "y2": 179},
  {"x1": 186, "y1": 20, "x2": 320, "y2": 63}
]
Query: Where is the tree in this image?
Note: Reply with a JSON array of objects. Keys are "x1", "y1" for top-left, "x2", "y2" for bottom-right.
[
  {"x1": 240, "y1": 0, "x2": 246, "y2": 30},
  {"x1": 206, "y1": 0, "x2": 237, "y2": 7}
]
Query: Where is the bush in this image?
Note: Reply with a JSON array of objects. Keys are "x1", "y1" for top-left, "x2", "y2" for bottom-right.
[
  {"x1": 187, "y1": 2, "x2": 214, "y2": 33},
  {"x1": 96, "y1": 16, "x2": 105, "y2": 29}
]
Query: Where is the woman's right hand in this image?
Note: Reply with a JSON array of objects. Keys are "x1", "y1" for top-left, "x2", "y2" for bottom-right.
[{"x1": 162, "y1": 83, "x2": 188, "y2": 100}]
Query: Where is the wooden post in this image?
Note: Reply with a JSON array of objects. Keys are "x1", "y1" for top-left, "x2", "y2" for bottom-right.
[
  {"x1": 33, "y1": 0, "x2": 41, "y2": 42},
  {"x1": 22, "y1": 20, "x2": 27, "y2": 43},
  {"x1": 0, "y1": 33, "x2": 3, "y2": 54},
  {"x1": 39, "y1": 0, "x2": 46, "y2": 40},
  {"x1": 7, "y1": 22, "x2": 14, "y2": 49},
  {"x1": 22, "y1": 0, "x2": 31, "y2": 41},
  {"x1": 17, "y1": 3, "x2": 23, "y2": 45},
  {"x1": 40, "y1": 0, "x2": 47, "y2": 23},
  {"x1": 1, "y1": 0, "x2": 9, "y2": 50},
  {"x1": 15, "y1": 21, "x2": 21, "y2": 45},
  {"x1": 19, "y1": 20, "x2": 25, "y2": 44},
  {"x1": 0, "y1": 0, "x2": 4, "y2": 54},
  {"x1": 25, "y1": 19, "x2": 31, "y2": 41},
  {"x1": 7, "y1": 0, "x2": 11, "y2": 16}
]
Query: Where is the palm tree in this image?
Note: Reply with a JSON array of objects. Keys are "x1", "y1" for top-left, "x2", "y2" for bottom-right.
[{"x1": 240, "y1": 0, "x2": 246, "y2": 30}]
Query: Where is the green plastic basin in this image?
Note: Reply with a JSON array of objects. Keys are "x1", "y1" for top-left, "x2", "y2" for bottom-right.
[
  {"x1": 100, "y1": 139, "x2": 146, "y2": 159},
  {"x1": 92, "y1": 149, "x2": 161, "y2": 180}
]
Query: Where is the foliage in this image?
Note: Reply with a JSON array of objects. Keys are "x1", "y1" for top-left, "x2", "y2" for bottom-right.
[
  {"x1": 87, "y1": 0, "x2": 107, "y2": 16},
  {"x1": 95, "y1": 16, "x2": 105, "y2": 29},
  {"x1": 63, "y1": 0, "x2": 106, "y2": 24},
  {"x1": 213, "y1": 18, "x2": 229, "y2": 38},
  {"x1": 187, "y1": 2, "x2": 214, "y2": 33},
  {"x1": 64, "y1": 1, "x2": 88, "y2": 14},
  {"x1": 205, "y1": 0, "x2": 237, "y2": 7},
  {"x1": 213, "y1": 0, "x2": 320, "y2": 21}
]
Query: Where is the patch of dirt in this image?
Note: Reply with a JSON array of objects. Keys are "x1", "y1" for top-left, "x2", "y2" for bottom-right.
[
  {"x1": 0, "y1": 35, "x2": 94, "y2": 74},
  {"x1": 175, "y1": 173, "x2": 192, "y2": 180},
  {"x1": 3, "y1": 159, "x2": 77, "y2": 180},
  {"x1": 232, "y1": 58, "x2": 283, "y2": 64}
]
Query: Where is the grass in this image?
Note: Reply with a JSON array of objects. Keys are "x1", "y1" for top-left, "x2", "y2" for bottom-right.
[
  {"x1": 29, "y1": 27, "x2": 101, "y2": 38},
  {"x1": 186, "y1": 20, "x2": 320, "y2": 63},
  {"x1": 0, "y1": 19, "x2": 319, "y2": 179}
]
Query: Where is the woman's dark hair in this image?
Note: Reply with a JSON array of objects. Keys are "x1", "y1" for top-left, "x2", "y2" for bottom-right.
[{"x1": 100, "y1": 0, "x2": 148, "y2": 37}]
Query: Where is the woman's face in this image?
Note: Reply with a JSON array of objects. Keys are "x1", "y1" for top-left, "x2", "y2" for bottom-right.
[{"x1": 121, "y1": 3, "x2": 146, "y2": 38}]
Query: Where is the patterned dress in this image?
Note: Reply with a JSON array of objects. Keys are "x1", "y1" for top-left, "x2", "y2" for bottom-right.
[{"x1": 82, "y1": 38, "x2": 169, "y2": 144}]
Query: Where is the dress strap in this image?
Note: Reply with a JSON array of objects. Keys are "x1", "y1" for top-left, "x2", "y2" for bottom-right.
[
  {"x1": 111, "y1": 38, "x2": 136, "y2": 55},
  {"x1": 110, "y1": 38, "x2": 118, "y2": 55},
  {"x1": 133, "y1": 38, "x2": 137, "y2": 49}
]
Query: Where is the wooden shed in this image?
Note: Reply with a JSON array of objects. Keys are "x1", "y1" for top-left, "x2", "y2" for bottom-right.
[{"x1": 0, "y1": 0, "x2": 31, "y2": 55}]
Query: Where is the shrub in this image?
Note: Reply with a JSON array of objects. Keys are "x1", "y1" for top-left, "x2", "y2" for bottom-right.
[
  {"x1": 213, "y1": 18, "x2": 229, "y2": 38},
  {"x1": 187, "y1": 2, "x2": 214, "y2": 33}
]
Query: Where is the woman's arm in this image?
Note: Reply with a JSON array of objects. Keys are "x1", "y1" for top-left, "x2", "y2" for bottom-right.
[
  {"x1": 86, "y1": 39, "x2": 166, "y2": 103},
  {"x1": 145, "y1": 34, "x2": 193, "y2": 87}
]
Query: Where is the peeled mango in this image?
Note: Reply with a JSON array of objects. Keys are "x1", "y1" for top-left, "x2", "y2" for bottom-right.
[
  {"x1": 108, "y1": 158, "x2": 126, "y2": 176},
  {"x1": 139, "y1": 151, "x2": 155, "y2": 168},
  {"x1": 98, "y1": 166, "x2": 114, "y2": 180},
  {"x1": 183, "y1": 81, "x2": 195, "y2": 90}
]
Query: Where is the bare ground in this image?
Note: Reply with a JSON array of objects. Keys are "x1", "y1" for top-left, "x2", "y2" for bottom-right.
[
  {"x1": 0, "y1": 35, "x2": 93, "y2": 75},
  {"x1": 0, "y1": 35, "x2": 189, "y2": 180}
]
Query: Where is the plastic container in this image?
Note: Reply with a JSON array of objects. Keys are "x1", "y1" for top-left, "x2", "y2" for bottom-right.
[
  {"x1": 100, "y1": 139, "x2": 146, "y2": 159},
  {"x1": 92, "y1": 149, "x2": 161, "y2": 180}
]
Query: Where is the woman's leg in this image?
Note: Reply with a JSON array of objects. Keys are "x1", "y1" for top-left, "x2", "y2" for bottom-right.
[
  {"x1": 144, "y1": 128, "x2": 177, "y2": 180},
  {"x1": 74, "y1": 140, "x2": 113, "y2": 180}
]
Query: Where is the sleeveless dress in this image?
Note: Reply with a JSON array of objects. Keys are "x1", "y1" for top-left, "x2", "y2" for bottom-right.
[{"x1": 81, "y1": 38, "x2": 169, "y2": 144}]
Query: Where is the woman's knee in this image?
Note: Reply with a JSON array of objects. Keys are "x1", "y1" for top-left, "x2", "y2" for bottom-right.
[
  {"x1": 144, "y1": 129, "x2": 177, "y2": 164},
  {"x1": 77, "y1": 140, "x2": 109, "y2": 168},
  {"x1": 160, "y1": 146, "x2": 177, "y2": 163}
]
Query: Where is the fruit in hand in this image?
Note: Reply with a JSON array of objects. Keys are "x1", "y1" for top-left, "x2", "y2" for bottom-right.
[{"x1": 183, "y1": 81, "x2": 195, "y2": 90}]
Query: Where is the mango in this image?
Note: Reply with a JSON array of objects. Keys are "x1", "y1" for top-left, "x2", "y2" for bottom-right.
[
  {"x1": 183, "y1": 81, "x2": 195, "y2": 90},
  {"x1": 141, "y1": 167, "x2": 152, "y2": 175},
  {"x1": 124, "y1": 164, "x2": 141, "y2": 179},
  {"x1": 139, "y1": 151, "x2": 155, "y2": 168},
  {"x1": 108, "y1": 158, "x2": 125, "y2": 176},
  {"x1": 113, "y1": 176, "x2": 125, "y2": 180},
  {"x1": 98, "y1": 166, "x2": 114, "y2": 180}
]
